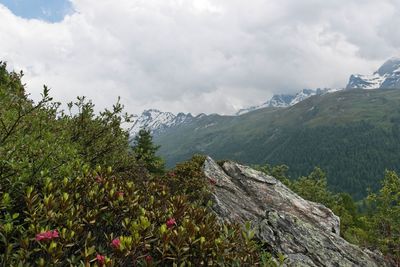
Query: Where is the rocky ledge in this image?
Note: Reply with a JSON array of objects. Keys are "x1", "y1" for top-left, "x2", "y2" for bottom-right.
[{"x1": 203, "y1": 156, "x2": 391, "y2": 267}]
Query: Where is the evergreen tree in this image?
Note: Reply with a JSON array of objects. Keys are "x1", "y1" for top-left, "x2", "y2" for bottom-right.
[
  {"x1": 133, "y1": 129, "x2": 165, "y2": 174},
  {"x1": 291, "y1": 167, "x2": 335, "y2": 207},
  {"x1": 367, "y1": 171, "x2": 400, "y2": 264}
]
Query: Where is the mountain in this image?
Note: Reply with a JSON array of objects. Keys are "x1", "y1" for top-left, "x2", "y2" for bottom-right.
[
  {"x1": 154, "y1": 89, "x2": 400, "y2": 199},
  {"x1": 130, "y1": 109, "x2": 194, "y2": 137},
  {"x1": 131, "y1": 89, "x2": 343, "y2": 136},
  {"x1": 132, "y1": 58, "x2": 400, "y2": 137},
  {"x1": 235, "y1": 88, "x2": 341, "y2": 115},
  {"x1": 346, "y1": 57, "x2": 400, "y2": 89}
]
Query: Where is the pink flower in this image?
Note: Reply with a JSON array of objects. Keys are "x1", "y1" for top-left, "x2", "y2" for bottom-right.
[
  {"x1": 52, "y1": 229, "x2": 59, "y2": 238},
  {"x1": 35, "y1": 229, "x2": 59, "y2": 241},
  {"x1": 169, "y1": 172, "x2": 176, "y2": 177},
  {"x1": 96, "y1": 254, "x2": 106, "y2": 266},
  {"x1": 111, "y1": 238, "x2": 121, "y2": 249},
  {"x1": 166, "y1": 218, "x2": 176, "y2": 229},
  {"x1": 116, "y1": 191, "x2": 124, "y2": 197},
  {"x1": 145, "y1": 255, "x2": 153, "y2": 263}
]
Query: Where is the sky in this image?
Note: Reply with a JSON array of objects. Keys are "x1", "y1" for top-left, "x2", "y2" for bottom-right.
[{"x1": 0, "y1": 0, "x2": 399, "y2": 115}]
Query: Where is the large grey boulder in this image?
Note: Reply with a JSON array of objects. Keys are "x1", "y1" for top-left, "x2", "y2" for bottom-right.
[{"x1": 203, "y1": 156, "x2": 391, "y2": 267}]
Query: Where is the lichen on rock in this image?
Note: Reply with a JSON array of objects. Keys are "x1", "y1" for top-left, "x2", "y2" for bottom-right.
[{"x1": 203, "y1": 156, "x2": 391, "y2": 267}]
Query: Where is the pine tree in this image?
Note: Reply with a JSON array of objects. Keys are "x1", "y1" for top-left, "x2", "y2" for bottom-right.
[
  {"x1": 133, "y1": 129, "x2": 165, "y2": 174},
  {"x1": 367, "y1": 171, "x2": 400, "y2": 264}
]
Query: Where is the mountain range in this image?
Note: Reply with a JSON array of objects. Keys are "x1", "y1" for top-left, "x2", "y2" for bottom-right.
[
  {"x1": 130, "y1": 109, "x2": 195, "y2": 137},
  {"x1": 130, "y1": 58, "x2": 400, "y2": 199},
  {"x1": 131, "y1": 57, "x2": 400, "y2": 137}
]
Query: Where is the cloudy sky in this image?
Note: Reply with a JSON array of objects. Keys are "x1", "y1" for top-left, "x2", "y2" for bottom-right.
[{"x1": 0, "y1": 0, "x2": 399, "y2": 115}]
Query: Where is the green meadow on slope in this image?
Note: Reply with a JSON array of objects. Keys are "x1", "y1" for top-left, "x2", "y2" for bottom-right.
[{"x1": 155, "y1": 89, "x2": 400, "y2": 199}]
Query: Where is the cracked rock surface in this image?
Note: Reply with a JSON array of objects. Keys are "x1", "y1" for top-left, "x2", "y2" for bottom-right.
[{"x1": 203, "y1": 156, "x2": 391, "y2": 267}]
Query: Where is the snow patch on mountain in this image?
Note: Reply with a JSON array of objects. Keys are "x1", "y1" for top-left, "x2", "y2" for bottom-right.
[
  {"x1": 346, "y1": 57, "x2": 400, "y2": 89},
  {"x1": 130, "y1": 109, "x2": 193, "y2": 137},
  {"x1": 236, "y1": 88, "x2": 340, "y2": 115}
]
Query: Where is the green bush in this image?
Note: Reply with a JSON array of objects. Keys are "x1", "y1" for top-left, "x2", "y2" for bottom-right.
[
  {"x1": 0, "y1": 165, "x2": 263, "y2": 266},
  {"x1": 366, "y1": 171, "x2": 400, "y2": 264},
  {"x1": 0, "y1": 63, "x2": 273, "y2": 266}
]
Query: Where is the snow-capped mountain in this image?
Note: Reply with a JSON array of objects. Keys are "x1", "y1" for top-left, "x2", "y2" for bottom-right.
[
  {"x1": 132, "y1": 58, "x2": 399, "y2": 136},
  {"x1": 130, "y1": 109, "x2": 194, "y2": 137},
  {"x1": 235, "y1": 94, "x2": 294, "y2": 115},
  {"x1": 236, "y1": 88, "x2": 340, "y2": 115},
  {"x1": 132, "y1": 88, "x2": 341, "y2": 135},
  {"x1": 346, "y1": 57, "x2": 400, "y2": 89}
]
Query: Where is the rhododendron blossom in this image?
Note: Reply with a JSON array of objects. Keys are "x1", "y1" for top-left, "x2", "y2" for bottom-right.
[
  {"x1": 35, "y1": 229, "x2": 59, "y2": 241},
  {"x1": 111, "y1": 238, "x2": 121, "y2": 249},
  {"x1": 145, "y1": 255, "x2": 153, "y2": 263},
  {"x1": 96, "y1": 254, "x2": 106, "y2": 265},
  {"x1": 166, "y1": 218, "x2": 176, "y2": 229}
]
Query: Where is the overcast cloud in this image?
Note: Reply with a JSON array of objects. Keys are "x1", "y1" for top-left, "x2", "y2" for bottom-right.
[{"x1": 0, "y1": 0, "x2": 399, "y2": 115}]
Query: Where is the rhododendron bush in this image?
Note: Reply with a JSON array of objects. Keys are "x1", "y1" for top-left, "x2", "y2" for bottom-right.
[
  {"x1": 0, "y1": 63, "x2": 275, "y2": 266},
  {"x1": 0, "y1": 166, "x2": 263, "y2": 265}
]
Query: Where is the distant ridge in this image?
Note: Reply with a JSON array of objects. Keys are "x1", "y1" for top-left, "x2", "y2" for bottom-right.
[
  {"x1": 130, "y1": 109, "x2": 193, "y2": 137},
  {"x1": 235, "y1": 88, "x2": 341, "y2": 115}
]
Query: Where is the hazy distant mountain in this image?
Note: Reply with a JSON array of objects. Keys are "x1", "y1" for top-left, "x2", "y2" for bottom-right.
[
  {"x1": 236, "y1": 88, "x2": 341, "y2": 115},
  {"x1": 346, "y1": 57, "x2": 400, "y2": 89}
]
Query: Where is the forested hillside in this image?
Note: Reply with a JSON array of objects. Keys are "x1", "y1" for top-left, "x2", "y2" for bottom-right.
[{"x1": 155, "y1": 89, "x2": 400, "y2": 199}]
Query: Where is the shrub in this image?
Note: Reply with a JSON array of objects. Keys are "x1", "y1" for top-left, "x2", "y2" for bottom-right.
[
  {"x1": 0, "y1": 63, "x2": 271, "y2": 266},
  {"x1": 0, "y1": 164, "x2": 263, "y2": 266}
]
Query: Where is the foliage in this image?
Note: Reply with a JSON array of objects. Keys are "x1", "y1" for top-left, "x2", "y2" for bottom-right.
[
  {"x1": 0, "y1": 61, "x2": 137, "y2": 199},
  {"x1": 132, "y1": 129, "x2": 165, "y2": 174},
  {"x1": 366, "y1": 171, "x2": 400, "y2": 264},
  {"x1": 290, "y1": 167, "x2": 335, "y2": 207},
  {"x1": 0, "y1": 165, "x2": 264, "y2": 266},
  {"x1": 0, "y1": 63, "x2": 278, "y2": 266},
  {"x1": 164, "y1": 155, "x2": 209, "y2": 203}
]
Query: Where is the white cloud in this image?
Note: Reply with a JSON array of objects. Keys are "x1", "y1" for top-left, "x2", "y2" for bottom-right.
[{"x1": 0, "y1": 0, "x2": 399, "y2": 115}]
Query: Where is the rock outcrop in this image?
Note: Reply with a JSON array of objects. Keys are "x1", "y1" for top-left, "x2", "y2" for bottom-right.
[{"x1": 203, "y1": 156, "x2": 391, "y2": 267}]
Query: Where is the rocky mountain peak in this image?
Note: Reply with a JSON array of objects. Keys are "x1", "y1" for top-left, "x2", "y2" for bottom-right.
[
  {"x1": 203, "y1": 156, "x2": 391, "y2": 266},
  {"x1": 376, "y1": 57, "x2": 400, "y2": 76},
  {"x1": 236, "y1": 88, "x2": 339, "y2": 116},
  {"x1": 346, "y1": 57, "x2": 400, "y2": 89},
  {"x1": 130, "y1": 109, "x2": 193, "y2": 137}
]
